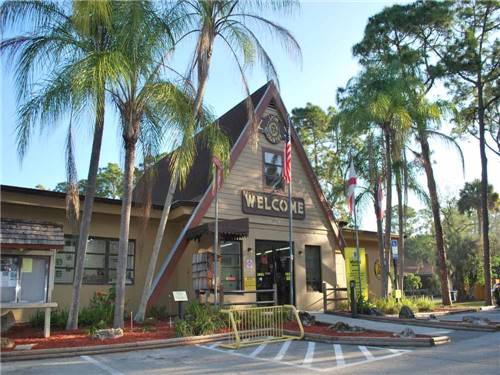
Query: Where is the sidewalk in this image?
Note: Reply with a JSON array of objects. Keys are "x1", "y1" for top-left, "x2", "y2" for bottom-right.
[
  {"x1": 437, "y1": 308, "x2": 499, "y2": 322},
  {"x1": 311, "y1": 313, "x2": 453, "y2": 336}
]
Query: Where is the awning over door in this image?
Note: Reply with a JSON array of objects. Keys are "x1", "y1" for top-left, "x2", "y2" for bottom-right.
[{"x1": 186, "y1": 218, "x2": 249, "y2": 242}]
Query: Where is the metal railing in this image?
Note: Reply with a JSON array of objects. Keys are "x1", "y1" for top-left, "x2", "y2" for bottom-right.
[
  {"x1": 322, "y1": 282, "x2": 348, "y2": 313},
  {"x1": 220, "y1": 284, "x2": 278, "y2": 307},
  {"x1": 220, "y1": 305, "x2": 304, "y2": 349}
]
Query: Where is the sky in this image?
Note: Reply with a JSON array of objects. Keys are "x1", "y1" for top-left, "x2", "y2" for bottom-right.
[{"x1": 1, "y1": 1, "x2": 499, "y2": 231}]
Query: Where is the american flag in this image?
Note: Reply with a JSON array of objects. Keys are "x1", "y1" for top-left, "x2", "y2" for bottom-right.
[{"x1": 283, "y1": 124, "x2": 292, "y2": 184}]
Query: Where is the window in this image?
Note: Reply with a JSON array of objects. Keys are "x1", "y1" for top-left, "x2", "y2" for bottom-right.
[
  {"x1": 263, "y1": 150, "x2": 283, "y2": 190},
  {"x1": 1, "y1": 255, "x2": 49, "y2": 303},
  {"x1": 55, "y1": 236, "x2": 135, "y2": 285},
  {"x1": 220, "y1": 241, "x2": 242, "y2": 291},
  {"x1": 305, "y1": 245, "x2": 322, "y2": 292}
]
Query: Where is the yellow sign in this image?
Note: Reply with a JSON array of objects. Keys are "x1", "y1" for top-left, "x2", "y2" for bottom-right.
[
  {"x1": 21, "y1": 258, "x2": 33, "y2": 273},
  {"x1": 393, "y1": 289, "x2": 402, "y2": 299},
  {"x1": 345, "y1": 247, "x2": 368, "y2": 299},
  {"x1": 244, "y1": 276, "x2": 256, "y2": 291}
]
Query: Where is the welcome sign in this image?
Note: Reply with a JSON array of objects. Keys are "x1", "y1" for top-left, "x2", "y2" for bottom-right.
[{"x1": 241, "y1": 190, "x2": 305, "y2": 220}]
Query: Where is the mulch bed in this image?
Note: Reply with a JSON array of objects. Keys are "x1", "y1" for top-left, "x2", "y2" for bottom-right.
[
  {"x1": 2, "y1": 321, "x2": 176, "y2": 351},
  {"x1": 284, "y1": 321, "x2": 430, "y2": 338}
]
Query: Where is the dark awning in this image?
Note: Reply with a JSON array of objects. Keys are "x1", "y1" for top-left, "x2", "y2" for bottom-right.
[{"x1": 186, "y1": 218, "x2": 249, "y2": 242}]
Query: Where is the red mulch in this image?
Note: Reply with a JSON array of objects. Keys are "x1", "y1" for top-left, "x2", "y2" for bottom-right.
[
  {"x1": 2, "y1": 321, "x2": 176, "y2": 351},
  {"x1": 284, "y1": 321, "x2": 429, "y2": 338}
]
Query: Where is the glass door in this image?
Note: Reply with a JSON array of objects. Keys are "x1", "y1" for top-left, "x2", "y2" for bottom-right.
[{"x1": 255, "y1": 240, "x2": 294, "y2": 305}]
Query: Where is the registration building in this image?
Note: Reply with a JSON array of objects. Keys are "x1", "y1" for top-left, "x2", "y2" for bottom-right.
[{"x1": 1, "y1": 82, "x2": 388, "y2": 320}]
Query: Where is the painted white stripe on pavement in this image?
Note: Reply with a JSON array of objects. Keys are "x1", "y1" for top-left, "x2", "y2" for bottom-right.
[
  {"x1": 249, "y1": 343, "x2": 267, "y2": 358},
  {"x1": 274, "y1": 340, "x2": 292, "y2": 361},
  {"x1": 333, "y1": 344, "x2": 345, "y2": 366},
  {"x1": 303, "y1": 341, "x2": 315, "y2": 365},
  {"x1": 80, "y1": 355, "x2": 124, "y2": 375},
  {"x1": 197, "y1": 343, "x2": 322, "y2": 372},
  {"x1": 358, "y1": 345, "x2": 375, "y2": 360}
]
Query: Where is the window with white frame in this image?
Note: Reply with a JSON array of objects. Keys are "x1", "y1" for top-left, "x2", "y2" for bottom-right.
[{"x1": 1, "y1": 255, "x2": 49, "y2": 303}]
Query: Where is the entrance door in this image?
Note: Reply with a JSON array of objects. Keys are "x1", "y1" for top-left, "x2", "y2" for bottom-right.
[{"x1": 255, "y1": 240, "x2": 294, "y2": 305}]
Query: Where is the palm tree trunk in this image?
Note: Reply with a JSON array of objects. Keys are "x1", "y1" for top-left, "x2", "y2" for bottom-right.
[
  {"x1": 135, "y1": 170, "x2": 180, "y2": 322},
  {"x1": 477, "y1": 84, "x2": 492, "y2": 305},
  {"x1": 134, "y1": 47, "x2": 213, "y2": 320},
  {"x1": 374, "y1": 187, "x2": 387, "y2": 297},
  {"x1": 66, "y1": 100, "x2": 105, "y2": 330},
  {"x1": 383, "y1": 127, "x2": 393, "y2": 294},
  {"x1": 114, "y1": 137, "x2": 137, "y2": 328},
  {"x1": 395, "y1": 167, "x2": 405, "y2": 292},
  {"x1": 418, "y1": 126, "x2": 451, "y2": 305}
]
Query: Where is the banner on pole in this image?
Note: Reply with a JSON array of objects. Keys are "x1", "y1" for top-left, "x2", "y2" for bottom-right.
[
  {"x1": 344, "y1": 247, "x2": 368, "y2": 299},
  {"x1": 391, "y1": 239, "x2": 398, "y2": 260}
]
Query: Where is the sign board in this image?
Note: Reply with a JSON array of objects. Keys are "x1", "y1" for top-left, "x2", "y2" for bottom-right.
[
  {"x1": 391, "y1": 239, "x2": 398, "y2": 260},
  {"x1": 172, "y1": 291, "x2": 188, "y2": 302},
  {"x1": 244, "y1": 276, "x2": 256, "y2": 291},
  {"x1": 245, "y1": 258, "x2": 254, "y2": 269},
  {"x1": 344, "y1": 247, "x2": 368, "y2": 299},
  {"x1": 241, "y1": 190, "x2": 305, "y2": 220}
]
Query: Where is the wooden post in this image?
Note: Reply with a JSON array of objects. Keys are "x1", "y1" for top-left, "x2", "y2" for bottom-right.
[
  {"x1": 44, "y1": 307, "x2": 51, "y2": 338},
  {"x1": 322, "y1": 282, "x2": 327, "y2": 313}
]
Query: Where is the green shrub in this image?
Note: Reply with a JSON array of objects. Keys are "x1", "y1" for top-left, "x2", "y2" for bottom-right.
[
  {"x1": 79, "y1": 289, "x2": 115, "y2": 327},
  {"x1": 412, "y1": 296, "x2": 435, "y2": 312},
  {"x1": 175, "y1": 319, "x2": 193, "y2": 337},
  {"x1": 174, "y1": 302, "x2": 226, "y2": 337},
  {"x1": 371, "y1": 296, "x2": 435, "y2": 314},
  {"x1": 372, "y1": 297, "x2": 400, "y2": 314},
  {"x1": 147, "y1": 305, "x2": 169, "y2": 321},
  {"x1": 404, "y1": 273, "x2": 422, "y2": 292},
  {"x1": 356, "y1": 296, "x2": 375, "y2": 314},
  {"x1": 29, "y1": 309, "x2": 68, "y2": 329},
  {"x1": 87, "y1": 320, "x2": 107, "y2": 337}
]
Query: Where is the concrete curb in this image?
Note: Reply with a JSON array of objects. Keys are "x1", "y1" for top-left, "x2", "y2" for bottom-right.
[
  {"x1": 0, "y1": 332, "x2": 231, "y2": 362},
  {"x1": 327, "y1": 312, "x2": 500, "y2": 332},
  {"x1": 283, "y1": 330, "x2": 449, "y2": 347}
]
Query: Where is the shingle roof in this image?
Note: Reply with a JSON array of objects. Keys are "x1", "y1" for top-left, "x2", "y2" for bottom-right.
[
  {"x1": 133, "y1": 82, "x2": 271, "y2": 207},
  {"x1": 1, "y1": 218, "x2": 64, "y2": 248}
]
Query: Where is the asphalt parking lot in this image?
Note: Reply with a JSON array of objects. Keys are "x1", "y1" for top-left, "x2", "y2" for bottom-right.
[
  {"x1": 1, "y1": 340, "x2": 412, "y2": 375},
  {"x1": 3, "y1": 309, "x2": 499, "y2": 374}
]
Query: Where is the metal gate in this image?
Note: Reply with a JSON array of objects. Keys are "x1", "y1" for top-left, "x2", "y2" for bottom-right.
[{"x1": 220, "y1": 305, "x2": 304, "y2": 349}]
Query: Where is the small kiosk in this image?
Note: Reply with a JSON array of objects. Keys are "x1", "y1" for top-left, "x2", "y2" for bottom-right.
[{"x1": 1, "y1": 218, "x2": 62, "y2": 337}]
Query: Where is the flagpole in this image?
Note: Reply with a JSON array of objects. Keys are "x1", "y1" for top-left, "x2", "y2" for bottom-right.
[
  {"x1": 288, "y1": 122, "x2": 294, "y2": 306},
  {"x1": 353, "y1": 194, "x2": 363, "y2": 299},
  {"x1": 214, "y1": 166, "x2": 219, "y2": 307}
]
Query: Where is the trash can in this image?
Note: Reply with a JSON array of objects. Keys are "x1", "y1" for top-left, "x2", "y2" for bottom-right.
[{"x1": 450, "y1": 290, "x2": 457, "y2": 302}]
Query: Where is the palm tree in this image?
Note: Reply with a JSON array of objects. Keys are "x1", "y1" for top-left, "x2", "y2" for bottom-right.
[
  {"x1": 108, "y1": 1, "x2": 223, "y2": 328},
  {"x1": 338, "y1": 65, "x2": 414, "y2": 296},
  {"x1": 409, "y1": 93, "x2": 466, "y2": 305},
  {"x1": 458, "y1": 180, "x2": 499, "y2": 241},
  {"x1": 134, "y1": 0, "x2": 301, "y2": 321},
  {"x1": 0, "y1": 0, "x2": 125, "y2": 329}
]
